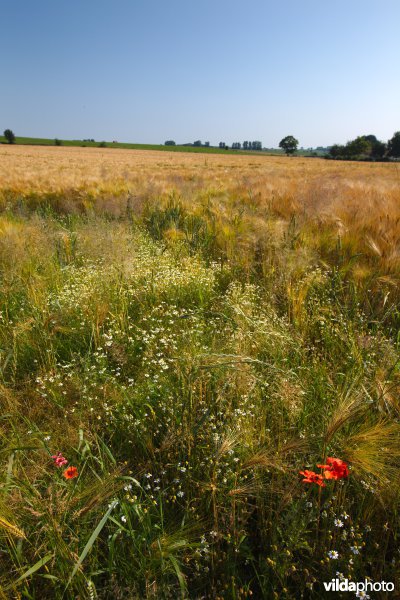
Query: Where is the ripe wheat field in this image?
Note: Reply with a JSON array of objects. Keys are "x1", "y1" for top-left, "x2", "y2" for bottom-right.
[{"x1": 0, "y1": 145, "x2": 399, "y2": 599}]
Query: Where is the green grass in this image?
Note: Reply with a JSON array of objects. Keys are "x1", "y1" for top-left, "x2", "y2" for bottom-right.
[
  {"x1": 0, "y1": 191, "x2": 398, "y2": 598},
  {"x1": 0, "y1": 136, "x2": 321, "y2": 157},
  {"x1": 0, "y1": 136, "x2": 266, "y2": 155}
]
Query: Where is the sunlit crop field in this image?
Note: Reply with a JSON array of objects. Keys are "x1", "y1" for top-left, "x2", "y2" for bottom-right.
[
  {"x1": 1, "y1": 143, "x2": 399, "y2": 194},
  {"x1": 0, "y1": 146, "x2": 399, "y2": 598}
]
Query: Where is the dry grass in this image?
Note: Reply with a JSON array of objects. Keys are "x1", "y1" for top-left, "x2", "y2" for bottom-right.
[
  {"x1": 1, "y1": 145, "x2": 399, "y2": 267},
  {"x1": 0, "y1": 143, "x2": 398, "y2": 198}
]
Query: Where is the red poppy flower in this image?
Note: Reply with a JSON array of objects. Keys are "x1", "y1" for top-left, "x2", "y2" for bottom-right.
[
  {"x1": 63, "y1": 466, "x2": 78, "y2": 480},
  {"x1": 51, "y1": 452, "x2": 68, "y2": 468},
  {"x1": 317, "y1": 457, "x2": 349, "y2": 480},
  {"x1": 299, "y1": 469, "x2": 326, "y2": 487}
]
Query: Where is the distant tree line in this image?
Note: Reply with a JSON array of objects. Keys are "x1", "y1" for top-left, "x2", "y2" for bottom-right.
[
  {"x1": 217, "y1": 141, "x2": 262, "y2": 151},
  {"x1": 171, "y1": 140, "x2": 211, "y2": 147},
  {"x1": 231, "y1": 141, "x2": 262, "y2": 150},
  {"x1": 165, "y1": 140, "x2": 263, "y2": 150},
  {"x1": 217, "y1": 140, "x2": 263, "y2": 150},
  {"x1": 328, "y1": 132, "x2": 400, "y2": 161},
  {"x1": 162, "y1": 132, "x2": 400, "y2": 159},
  {"x1": 4, "y1": 127, "x2": 399, "y2": 161}
]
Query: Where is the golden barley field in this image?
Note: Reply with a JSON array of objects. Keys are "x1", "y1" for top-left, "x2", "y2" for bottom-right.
[
  {"x1": 2, "y1": 144, "x2": 400, "y2": 287},
  {"x1": 1, "y1": 144, "x2": 399, "y2": 197},
  {"x1": 0, "y1": 145, "x2": 399, "y2": 598}
]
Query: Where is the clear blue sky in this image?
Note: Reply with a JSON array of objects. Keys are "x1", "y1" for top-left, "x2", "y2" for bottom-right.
[{"x1": 1, "y1": 0, "x2": 399, "y2": 147}]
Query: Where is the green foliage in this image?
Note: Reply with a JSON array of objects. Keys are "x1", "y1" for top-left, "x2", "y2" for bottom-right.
[
  {"x1": 0, "y1": 195, "x2": 399, "y2": 597},
  {"x1": 329, "y1": 134, "x2": 388, "y2": 161},
  {"x1": 369, "y1": 138, "x2": 386, "y2": 159},
  {"x1": 387, "y1": 131, "x2": 400, "y2": 157},
  {"x1": 3, "y1": 129, "x2": 15, "y2": 144},
  {"x1": 279, "y1": 135, "x2": 299, "y2": 155},
  {"x1": 346, "y1": 136, "x2": 371, "y2": 157},
  {"x1": 1, "y1": 135, "x2": 276, "y2": 156}
]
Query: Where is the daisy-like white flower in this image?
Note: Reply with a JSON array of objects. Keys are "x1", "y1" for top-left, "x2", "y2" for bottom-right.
[
  {"x1": 334, "y1": 519, "x2": 344, "y2": 528},
  {"x1": 210, "y1": 530, "x2": 218, "y2": 538},
  {"x1": 328, "y1": 550, "x2": 339, "y2": 559}
]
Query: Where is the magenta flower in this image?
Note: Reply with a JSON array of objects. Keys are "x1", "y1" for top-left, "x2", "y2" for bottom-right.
[{"x1": 51, "y1": 452, "x2": 68, "y2": 468}]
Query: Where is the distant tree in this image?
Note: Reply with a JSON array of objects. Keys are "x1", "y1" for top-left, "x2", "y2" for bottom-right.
[
  {"x1": 243, "y1": 141, "x2": 249, "y2": 150},
  {"x1": 279, "y1": 135, "x2": 298, "y2": 155},
  {"x1": 204, "y1": 141, "x2": 210, "y2": 147},
  {"x1": 363, "y1": 135, "x2": 378, "y2": 144},
  {"x1": 370, "y1": 139, "x2": 386, "y2": 159},
  {"x1": 232, "y1": 142, "x2": 241, "y2": 150},
  {"x1": 251, "y1": 141, "x2": 262, "y2": 151},
  {"x1": 98, "y1": 141, "x2": 107, "y2": 148},
  {"x1": 388, "y1": 131, "x2": 400, "y2": 158},
  {"x1": 4, "y1": 129, "x2": 15, "y2": 144},
  {"x1": 328, "y1": 135, "x2": 387, "y2": 161},
  {"x1": 193, "y1": 140, "x2": 202, "y2": 147},
  {"x1": 363, "y1": 135, "x2": 386, "y2": 156},
  {"x1": 329, "y1": 144, "x2": 345, "y2": 158},
  {"x1": 54, "y1": 138, "x2": 62, "y2": 146},
  {"x1": 164, "y1": 140, "x2": 176, "y2": 146},
  {"x1": 219, "y1": 142, "x2": 226, "y2": 149},
  {"x1": 344, "y1": 136, "x2": 370, "y2": 158}
]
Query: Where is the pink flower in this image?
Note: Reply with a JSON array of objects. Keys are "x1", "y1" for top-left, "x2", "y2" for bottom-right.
[{"x1": 51, "y1": 452, "x2": 68, "y2": 468}]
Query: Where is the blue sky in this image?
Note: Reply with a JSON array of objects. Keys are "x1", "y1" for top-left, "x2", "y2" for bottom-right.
[{"x1": 1, "y1": 0, "x2": 399, "y2": 147}]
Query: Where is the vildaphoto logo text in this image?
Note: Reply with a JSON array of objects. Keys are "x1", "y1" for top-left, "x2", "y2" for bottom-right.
[{"x1": 323, "y1": 578, "x2": 394, "y2": 593}]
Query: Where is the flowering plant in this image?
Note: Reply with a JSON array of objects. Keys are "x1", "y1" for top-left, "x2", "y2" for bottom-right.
[
  {"x1": 299, "y1": 469, "x2": 326, "y2": 487},
  {"x1": 63, "y1": 466, "x2": 78, "y2": 480},
  {"x1": 317, "y1": 457, "x2": 349, "y2": 480},
  {"x1": 51, "y1": 452, "x2": 68, "y2": 468},
  {"x1": 300, "y1": 457, "x2": 349, "y2": 487}
]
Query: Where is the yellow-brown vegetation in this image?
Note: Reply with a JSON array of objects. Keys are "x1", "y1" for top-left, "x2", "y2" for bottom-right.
[{"x1": 0, "y1": 145, "x2": 399, "y2": 598}]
